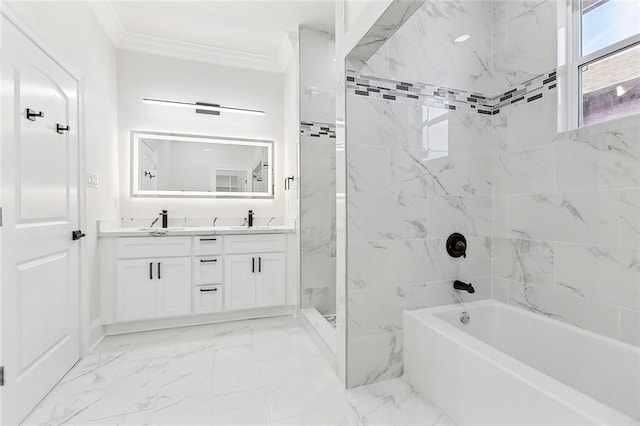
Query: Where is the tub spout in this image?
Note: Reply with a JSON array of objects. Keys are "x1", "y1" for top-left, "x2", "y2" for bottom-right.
[{"x1": 453, "y1": 280, "x2": 475, "y2": 293}]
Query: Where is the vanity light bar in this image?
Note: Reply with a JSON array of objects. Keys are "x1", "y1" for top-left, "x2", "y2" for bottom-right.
[{"x1": 142, "y1": 98, "x2": 265, "y2": 116}]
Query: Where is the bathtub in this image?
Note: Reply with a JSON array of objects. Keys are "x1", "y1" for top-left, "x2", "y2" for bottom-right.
[{"x1": 404, "y1": 300, "x2": 640, "y2": 425}]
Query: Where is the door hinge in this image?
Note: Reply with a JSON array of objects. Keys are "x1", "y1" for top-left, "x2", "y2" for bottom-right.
[{"x1": 0, "y1": 366, "x2": 4, "y2": 386}]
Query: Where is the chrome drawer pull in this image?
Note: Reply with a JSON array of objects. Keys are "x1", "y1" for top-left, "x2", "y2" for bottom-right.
[
  {"x1": 200, "y1": 259, "x2": 218, "y2": 263},
  {"x1": 200, "y1": 238, "x2": 217, "y2": 241},
  {"x1": 200, "y1": 288, "x2": 218, "y2": 292}
]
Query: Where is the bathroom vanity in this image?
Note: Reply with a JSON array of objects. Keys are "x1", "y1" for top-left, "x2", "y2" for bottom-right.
[{"x1": 98, "y1": 224, "x2": 296, "y2": 334}]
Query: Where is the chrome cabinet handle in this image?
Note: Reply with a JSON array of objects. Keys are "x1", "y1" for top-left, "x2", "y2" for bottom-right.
[
  {"x1": 258, "y1": 257, "x2": 262, "y2": 273},
  {"x1": 157, "y1": 262, "x2": 161, "y2": 279},
  {"x1": 251, "y1": 257, "x2": 255, "y2": 273},
  {"x1": 149, "y1": 262, "x2": 153, "y2": 280},
  {"x1": 200, "y1": 259, "x2": 218, "y2": 263},
  {"x1": 200, "y1": 238, "x2": 217, "y2": 241},
  {"x1": 200, "y1": 288, "x2": 218, "y2": 292}
]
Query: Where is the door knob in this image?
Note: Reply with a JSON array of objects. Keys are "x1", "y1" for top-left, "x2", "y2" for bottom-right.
[{"x1": 72, "y1": 230, "x2": 86, "y2": 240}]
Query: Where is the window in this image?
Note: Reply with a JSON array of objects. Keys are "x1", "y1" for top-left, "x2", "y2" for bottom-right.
[{"x1": 563, "y1": 0, "x2": 640, "y2": 128}]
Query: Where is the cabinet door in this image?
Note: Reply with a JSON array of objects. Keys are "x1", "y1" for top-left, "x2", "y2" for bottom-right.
[
  {"x1": 155, "y1": 257, "x2": 191, "y2": 318},
  {"x1": 116, "y1": 259, "x2": 156, "y2": 322},
  {"x1": 256, "y1": 253, "x2": 286, "y2": 307},
  {"x1": 224, "y1": 254, "x2": 257, "y2": 311}
]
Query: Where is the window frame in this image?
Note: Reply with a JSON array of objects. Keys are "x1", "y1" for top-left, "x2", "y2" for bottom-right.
[{"x1": 562, "y1": 0, "x2": 640, "y2": 129}]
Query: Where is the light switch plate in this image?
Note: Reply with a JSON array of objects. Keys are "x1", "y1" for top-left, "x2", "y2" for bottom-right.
[{"x1": 88, "y1": 172, "x2": 99, "y2": 188}]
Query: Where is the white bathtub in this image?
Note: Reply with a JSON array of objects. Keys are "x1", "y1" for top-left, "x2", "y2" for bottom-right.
[{"x1": 404, "y1": 300, "x2": 640, "y2": 425}]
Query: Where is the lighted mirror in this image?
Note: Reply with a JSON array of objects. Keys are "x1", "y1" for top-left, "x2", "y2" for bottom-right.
[{"x1": 131, "y1": 131, "x2": 274, "y2": 198}]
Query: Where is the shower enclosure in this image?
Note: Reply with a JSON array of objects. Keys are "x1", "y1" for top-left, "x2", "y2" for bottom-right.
[
  {"x1": 337, "y1": 0, "x2": 640, "y2": 394},
  {"x1": 298, "y1": 27, "x2": 338, "y2": 349}
]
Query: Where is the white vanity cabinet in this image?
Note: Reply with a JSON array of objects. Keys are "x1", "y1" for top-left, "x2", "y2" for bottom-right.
[
  {"x1": 114, "y1": 237, "x2": 192, "y2": 322},
  {"x1": 100, "y1": 230, "x2": 291, "y2": 331},
  {"x1": 224, "y1": 235, "x2": 286, "y2": 311}
]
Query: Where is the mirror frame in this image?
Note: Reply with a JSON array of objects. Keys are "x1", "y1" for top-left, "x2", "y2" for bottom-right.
[{"x1": 131, "y1": 130, "x2": 274, "y2": 199}]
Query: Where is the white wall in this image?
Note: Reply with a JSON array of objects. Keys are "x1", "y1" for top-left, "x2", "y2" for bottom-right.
[
  {"x1": 4, "y1": 1, "x2": 119, "y2": 328},
  {"x1": 282, "y1": 35, "x2": 299, "y2": 220},
  {"x1": 117, "y1": 50, "x2": 285, "y2": 219}
]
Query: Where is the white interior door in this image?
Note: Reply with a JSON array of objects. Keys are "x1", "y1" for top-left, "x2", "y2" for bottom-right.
[{"x1": 1, "y1": 17, "x2": 81, "y2": 425}]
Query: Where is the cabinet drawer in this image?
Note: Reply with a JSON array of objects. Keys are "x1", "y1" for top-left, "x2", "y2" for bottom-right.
[
  {"x1": 193, "y1": 285, "x2": 223, "y2": 314},
  {"x1": 223, "y1": 234, "x2": 285, "y2": 254},
  {"x1": 117, "y1": 237, "x2": 191, "y2": 259},
  {"x1": 193, "y1": 236, "x2": 223, "y2": 255},
  {"x1": 193, "y1": 256, "x2": 223, "y2": 285}
]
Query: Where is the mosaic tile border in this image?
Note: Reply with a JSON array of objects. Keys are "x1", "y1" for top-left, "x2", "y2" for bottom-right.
[
  {"x1": 346, "y1": 69, "x2": 557, "y2": 115},
  {"x1": 300, "y1": 121, "x2": 337, "y2": 139}
]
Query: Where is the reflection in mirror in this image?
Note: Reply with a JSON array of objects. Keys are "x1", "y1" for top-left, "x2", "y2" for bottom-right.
[{"x1": 132, "y1": 131, "x2": 273, "y2": 198}]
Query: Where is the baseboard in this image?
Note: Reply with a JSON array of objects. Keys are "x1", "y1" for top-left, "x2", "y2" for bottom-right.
[
  {"x1": 104, "y1": 305, "x2": 296, "y2": 335},
  {"x1": 88, "y1": 317, "x2": 105, "y2": 352}
]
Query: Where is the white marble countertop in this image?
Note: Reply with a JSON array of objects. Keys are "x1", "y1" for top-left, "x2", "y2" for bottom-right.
[
  {"x1": 98, "y1": 217, "x2": 296, "y2": 237},
  {"x1": 98, "y1": 225, "x2": 295, "y2": 237}
]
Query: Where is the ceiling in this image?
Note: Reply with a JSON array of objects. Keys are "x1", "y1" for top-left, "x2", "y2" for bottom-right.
[{"x1": 92, "y1": 1, "x2": 335, "y2": 72}]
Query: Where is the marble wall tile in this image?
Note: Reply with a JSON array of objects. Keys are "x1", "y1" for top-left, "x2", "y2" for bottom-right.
[
  {"x1": 424, "y1": 276, "x2": 492, "y2": 307},
  {"x1": 300, "y1": 134, "x2": 336, "y2": 313},
  {"x1": 370, "y1": 0, "x2": 493, "y2": 94},
  {"x1": 619, "y1": 188, "x2": 640, "y2": 250},
  {"x1": 509, "y1": 191, "x2": 620, "y2": 247},
  {"x1": 508, "y1": 282, "x2": 620, "y2": 340},
  {"x1": 301, "y1": 287, "x2": 336, "y2": 316},
  {"x1": 391, "y1": 150, "x2": 492, "y2": 197},
  {"x1": 506, "y1": 94, "x2": 557, "y2": 152},
  {"x1": 348, "y1": 144, "x2": 392, "y2": 194},
  {"x1": 492, "y1": 0, "x2": 557, "y2": 93},
  {"x1": 492, "y1": 195, "x2": 509, "y2": 238},
  {"x1": 554, "y1": 243, "x2": 640, "y2": 311},
  {"x1": 492, "y1": 238, "x2": 554, "y2": 287},
  {"x1": 348, "y1": 0, "x2": 423, "y2": 62},
  {"x1": 491, "y1": 276, "x2": 510, "y2": 303},
  {"x1": 346, "y1": 331, "x2": 403, "y2": 388},
  {"x1": 448, "y1": 110, "x2": 502, "y2": 155},
  {"x1": 427, "y1": 195, "x2": 492, "y2": 238},
  {"x1": 620, "y1": 309, "x2": 640, "y2": 347},
  {"x1": 493, "y1": 145, "x2": 554, "y2": 195},
  {"x1": 300, "y1": 91, "x2": 336, "y2": 124},
  {"x1": 555, "y1": 126, "x2": 640, "y2": 192},
  {"x1": 348, "y1": 285, "x2": 426, "y2": 337},
  {"x1": 348, "y1": 193, "x2": 429, "y2": 242},
  {"x1": 347, "y1": 96, "x2": 423, "y2": 148}
]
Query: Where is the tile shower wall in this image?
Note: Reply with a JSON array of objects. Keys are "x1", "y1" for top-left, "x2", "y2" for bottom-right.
[
  {"x1": 345, "y1": 1, "x2": 494, "y2": 387},
  {"x1": 345, "y1": 0, "x2": 640, "y2": 388},
  {"x1": 299, "y1": 28, "x2": 337, "y2": 315},
  {"x1": 490, "y1": 0, "x2": 640, "y2": 347}
]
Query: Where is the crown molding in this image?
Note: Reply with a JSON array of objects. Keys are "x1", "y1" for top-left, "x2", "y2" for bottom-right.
[
  {"x1": 276, "y1": 31, "x2": 299, "y2": 71},
  {"x1": 120, "y1": 32, "x2": 282, "y2": 73},
  {"x1": 85, "y1": 0, "x2": 125, "y2": 46},
  {"x1": 87, "y1": 0, "x2": 284, "y2": 73}
]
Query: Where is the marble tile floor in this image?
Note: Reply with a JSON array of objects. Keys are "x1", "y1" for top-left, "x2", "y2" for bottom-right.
[{"x1": 24, "y1": 315, "x2": 456, "y2": 426}]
